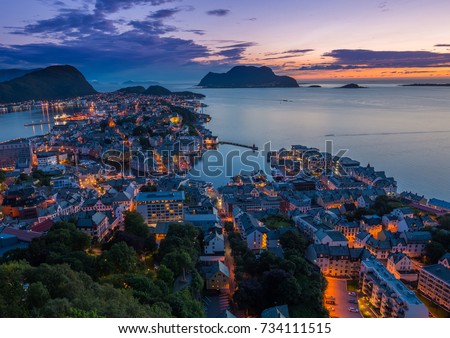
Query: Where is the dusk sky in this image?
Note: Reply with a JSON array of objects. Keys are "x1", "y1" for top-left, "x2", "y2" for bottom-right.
[{"x1": 1, "y1": 0, "x2": 450, "y2": 84}]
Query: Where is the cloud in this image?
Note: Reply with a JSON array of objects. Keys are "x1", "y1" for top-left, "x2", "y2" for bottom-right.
[
  {"x1": 206, "y1": 9, "x2": 230, "y2": 17},
  {"x1": 435, "y1": 44, "x2": 450, "y2": 47},
  {"x1": 11, "y1": 9, "x2": 118, "y2": 37},
  {"x1": 185, "y1": 29, "x2": 205, "y2": 36},
  {"x1": 300, "y1": 49, "x2": 450, "y2": 71},
  {"x1": 147, "y1": 6, "x2": 194, "y2": 19},
  {"x1": 95, "y1": 0, "x2": 176, "y2": 14},
  {"x1": 264, "y1": 49, "x2": 313, "y2": 60},
  {"x1": 148, "y1": 8, "x2": 182, "y2": 19}
]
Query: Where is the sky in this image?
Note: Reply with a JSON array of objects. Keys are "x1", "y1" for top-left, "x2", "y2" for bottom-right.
[{"x1": 1, "y1": 0, "x2": 450, "y2": 84}]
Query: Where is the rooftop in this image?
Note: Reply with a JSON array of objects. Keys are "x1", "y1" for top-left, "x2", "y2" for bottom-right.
[{"x1": 135, "y1": 191, "x2": 185, "y2": 203}]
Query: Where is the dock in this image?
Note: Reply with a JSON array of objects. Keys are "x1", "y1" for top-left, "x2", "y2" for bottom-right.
[{"x1": 218, "y1": 141, "x2": 258, "y2": 151}]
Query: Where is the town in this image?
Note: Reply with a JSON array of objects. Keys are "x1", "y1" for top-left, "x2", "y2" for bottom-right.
[{"x1": 0, "y1": 92, "x2": 449, "y2": 318}]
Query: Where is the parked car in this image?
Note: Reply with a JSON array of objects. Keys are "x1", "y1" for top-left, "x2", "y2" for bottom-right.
[
  {"x1": 326, "y1": 300, "x2": 336, "y2": 305},
  {"x1": 326, "y1": 295, "x2": 335, "y2": 300},
  {"x1": 348, "y1": 307, "x2": 359, "y2": 313},
  {"x1": 348, "y1": 299, "x2": 358, "y2": 304},
  {"x1": 348, "y1": 292, "x2": 357, "y2": 296},
  {"x1": 326, "y1": 306, "x2": 335, "y2": 311}
]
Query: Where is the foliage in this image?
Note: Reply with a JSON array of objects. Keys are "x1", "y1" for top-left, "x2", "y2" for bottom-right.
[
  {"x1": 230, "y1": 229, "x2": 327, "y2": 317},
  {"x1": 124, "y1": 211, "x2": 149, "y2": 238},
  {"x1": 0, "y1": 170, "x2": 5, "y2": 183}
]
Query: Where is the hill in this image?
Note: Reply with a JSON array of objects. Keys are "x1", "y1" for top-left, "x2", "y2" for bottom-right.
[
  {"x1": 198, "y1": 66, "x2": 299, "y2": 88},
  {"x1": 116, "y1": 86, "x2": 146, "y2": 94},
  {"x1": 338, "y1": 83, "x2": 367, "y2": 89},
  {"x1": 0, "y1": 68, "x2": 42, "y2": 82},
  {"x1": 143, "y1": 85, "x2": 205, "y2": 98},
  {"x1": 0, "y1": 65, "x2": 97, "y2": 103}
]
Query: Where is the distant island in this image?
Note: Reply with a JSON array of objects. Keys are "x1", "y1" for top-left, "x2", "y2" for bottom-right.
[
  {"x1": 308, "y1": 85, "x2": 322, "y2": 88},
  {"x1": 0, "y1": 65, "x2": 97, "y2": 103},
  {"x1": 198, "y1": 66, "x2": 299, "y2": 88},
  {"x1": 402, "y1": 83, "x2": 450, "y2": 87},
  {"x1": 117, "y1": 85, "x2": 205, "y2": 98},
  {"x1": 338, "y1": 83, "x2": 367, "y2": 89}
]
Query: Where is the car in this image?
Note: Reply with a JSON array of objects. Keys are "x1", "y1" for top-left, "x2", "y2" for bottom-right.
[
  {"x1": 325, "y1": 295, "x2": 335, "y2": 300},
  {"x1": 325, "y1": 300, "x2": 336, "y2": 305},
  {"x1": 348, "y1": 299, "x2": 358, "y2": 304},
  {"x1": 326, "y1": 306, "x2": 335, "y2": 311},
  {"x1": 348, "y1": 307, "x2": 359, "y2": 313},
  {"x1": 348, "y1": 292, "x2": 357, "y2": 296}
]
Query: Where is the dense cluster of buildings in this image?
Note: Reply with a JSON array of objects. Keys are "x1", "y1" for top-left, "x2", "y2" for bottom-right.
[{"x1": 1, "y1": 92, "x2": 449, "y2": 318}]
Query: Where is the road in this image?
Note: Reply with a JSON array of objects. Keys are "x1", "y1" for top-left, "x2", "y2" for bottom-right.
[
  {"x1": 224, "y1": 233, "x2": 236, "y2": 293},
  {"x1": 325, "y1": 277, "x2": 362, "y2": 318}
]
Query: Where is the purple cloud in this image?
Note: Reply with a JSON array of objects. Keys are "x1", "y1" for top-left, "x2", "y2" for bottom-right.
[
  {"x1": 206, "y1": 9, "x2": 230, "y2": 17},
  {"x1": 300, "y1": 49, "x2": 450, "y2": 70},
  {"x1": 95, "y1": 0, "x2": 176, "y2": 14}
]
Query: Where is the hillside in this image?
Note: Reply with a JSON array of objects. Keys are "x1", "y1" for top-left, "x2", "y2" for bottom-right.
[
  {"x1": 198, "y1": 66, "x2": 299, "y2": 88},
  {"x1": 0, "y1": 65, "x2": 97, "y2": 103}
]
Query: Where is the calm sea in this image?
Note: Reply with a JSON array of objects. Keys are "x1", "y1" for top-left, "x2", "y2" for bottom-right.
[
  {"x1": 1, "y1": 84, "x2": 449, "y2": 200},
  {"x1": 189, "y1": 85, "x2": 450, "y2": 200}
]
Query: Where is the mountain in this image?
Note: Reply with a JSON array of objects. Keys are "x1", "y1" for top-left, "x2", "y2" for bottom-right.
[
  {"x1": 338, "y1": 83, "x2": 367, "y2": 89},
  {"x1": 116, "y1": 86, "x2": 146, "y2": 94},
  {"x1": 0, "y1": 68, "x2": 42, "y2": 82},
  {"x1": 0, "y1": 65, "x2": 97, "y2": 103},
  {"x1": 198, "y1": 66, "x2": 299, "y2": 88},
  {"x1": 143, "y1": 85, "x2": 205, "y2": 98},
  {"x1": 144, "y1": 85, "x2": 173, "y2": 96}
]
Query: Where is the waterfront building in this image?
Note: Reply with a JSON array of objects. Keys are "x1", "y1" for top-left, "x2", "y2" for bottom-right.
[
  {"x1": 135, "y1": 191, "x2": 185, "y2": 226},
  {"x1": 0, "y1": 139, "x2": 32, "y2": 171}
]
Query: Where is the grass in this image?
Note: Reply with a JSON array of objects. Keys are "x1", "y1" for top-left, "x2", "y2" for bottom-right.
[{"x1": 416, "y1": 293, "x2": 450, "y2": 318}]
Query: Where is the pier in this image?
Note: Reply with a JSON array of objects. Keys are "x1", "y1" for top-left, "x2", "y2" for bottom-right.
[
  {"x1": 24, "y1": 120, "x2": 54, "y2": 126},
  {"x1": 218, "y1": 141, "x2": 258, "y2": 151}
]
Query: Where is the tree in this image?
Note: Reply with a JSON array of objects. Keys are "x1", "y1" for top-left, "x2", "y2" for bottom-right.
[
  {"x1": 98, "y1": 242, "x2": 141, "y2": 276},
  {"x1": 425, "y1": 242, "x2": 446, "y2": 264},
  {"x1": 373, "y1": 196, "x2": 393, "y2": 216},
  {"x1": 124, "y1": 211, "x2": 149, "y2": 238},
  {"x1": 0, "y1": 170, "x2": 5, "y2": 183},
  {"x1": 161, "y1": 251, "x2": 193, "y2": 282}
]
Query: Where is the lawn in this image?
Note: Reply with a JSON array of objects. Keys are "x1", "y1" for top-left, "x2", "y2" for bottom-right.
[{"x1": 416, "y1": 293, "x2": 450, "y2": 318}]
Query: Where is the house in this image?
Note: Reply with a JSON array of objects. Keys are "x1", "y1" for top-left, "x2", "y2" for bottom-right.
[
  {"x1": 401, "y1": 231, "x2": 432, "y2": 258},
  {"x1": 204, "y1": 232, "x2": 225, "y2": 255},
  {"x1": 314, "y1": 229, "x2": 348, "y2": 247},
  {"x1": 398, "y1": 217, "x2": 424, "y2": 232},
  {"x1": 334, "y1": 220, "x2": 360, "y2": 242},
  {"x1": 392, "y1": 207, "x2": 414, "y2": 220},
  {"x1": 354, "y1": 231, "x2": 371, "y2": 248},
  {"x1": 382, "y1": 215, "x2": 400, "y2": 232},
  {"x1": 428, "y1": 198, "x2": 450, "y2": 213},
  {"x1": 387, "y1": 253, "x2": 418, "y2": 282},
  {"x1": 418, "y1": 254, "x2": 450, "y2": 312},
  {"x1": 150, "y1": 222, "x2": 169, "y2": 243},
  {"x1": 203, "y1": 261, "x2": 230, "y2": 291},
  {"x1": 360, "y1": 215, "x2": 383, "y2": 237},
  {"x1": 261, "y1": 305, "x2": 290, "y2": 318},
  {"x1": 357, "y1": 195, "x2": 374, "y2": 209},
  {"x1": 307, "y1": 244, "x2": 371, "y2": 277}
]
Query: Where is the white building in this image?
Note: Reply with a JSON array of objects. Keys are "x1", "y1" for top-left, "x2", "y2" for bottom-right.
[{"x1": 360, "y1": 257, "x2": 428, "y2": 318}]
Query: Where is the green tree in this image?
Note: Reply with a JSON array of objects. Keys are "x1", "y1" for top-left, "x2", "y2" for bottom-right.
[
  {"x1": 98, "y1": 242, "x2": 141, "y2": 276},
  {"x1": 0, "y1": 170, "x2": 6, "y2": 183},
  {"x1": 425, "y1": 242, "x2": 446, "y2": 264},
  {"x1": 124, "y1": 211, "x2": 149, "y2": 238}
]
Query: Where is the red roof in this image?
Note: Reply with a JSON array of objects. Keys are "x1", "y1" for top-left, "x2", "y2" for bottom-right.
[
  {"x1": 32, "y1": 219, "x2": 55, "y2": 233},
  {"x1": 1, "y1": 227, "x2": 43, "y2": 242}
]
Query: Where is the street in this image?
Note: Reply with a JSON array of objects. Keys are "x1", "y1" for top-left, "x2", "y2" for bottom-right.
[{"x1": 325, "y1": 277, "x2": 362, "y2": 318}]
